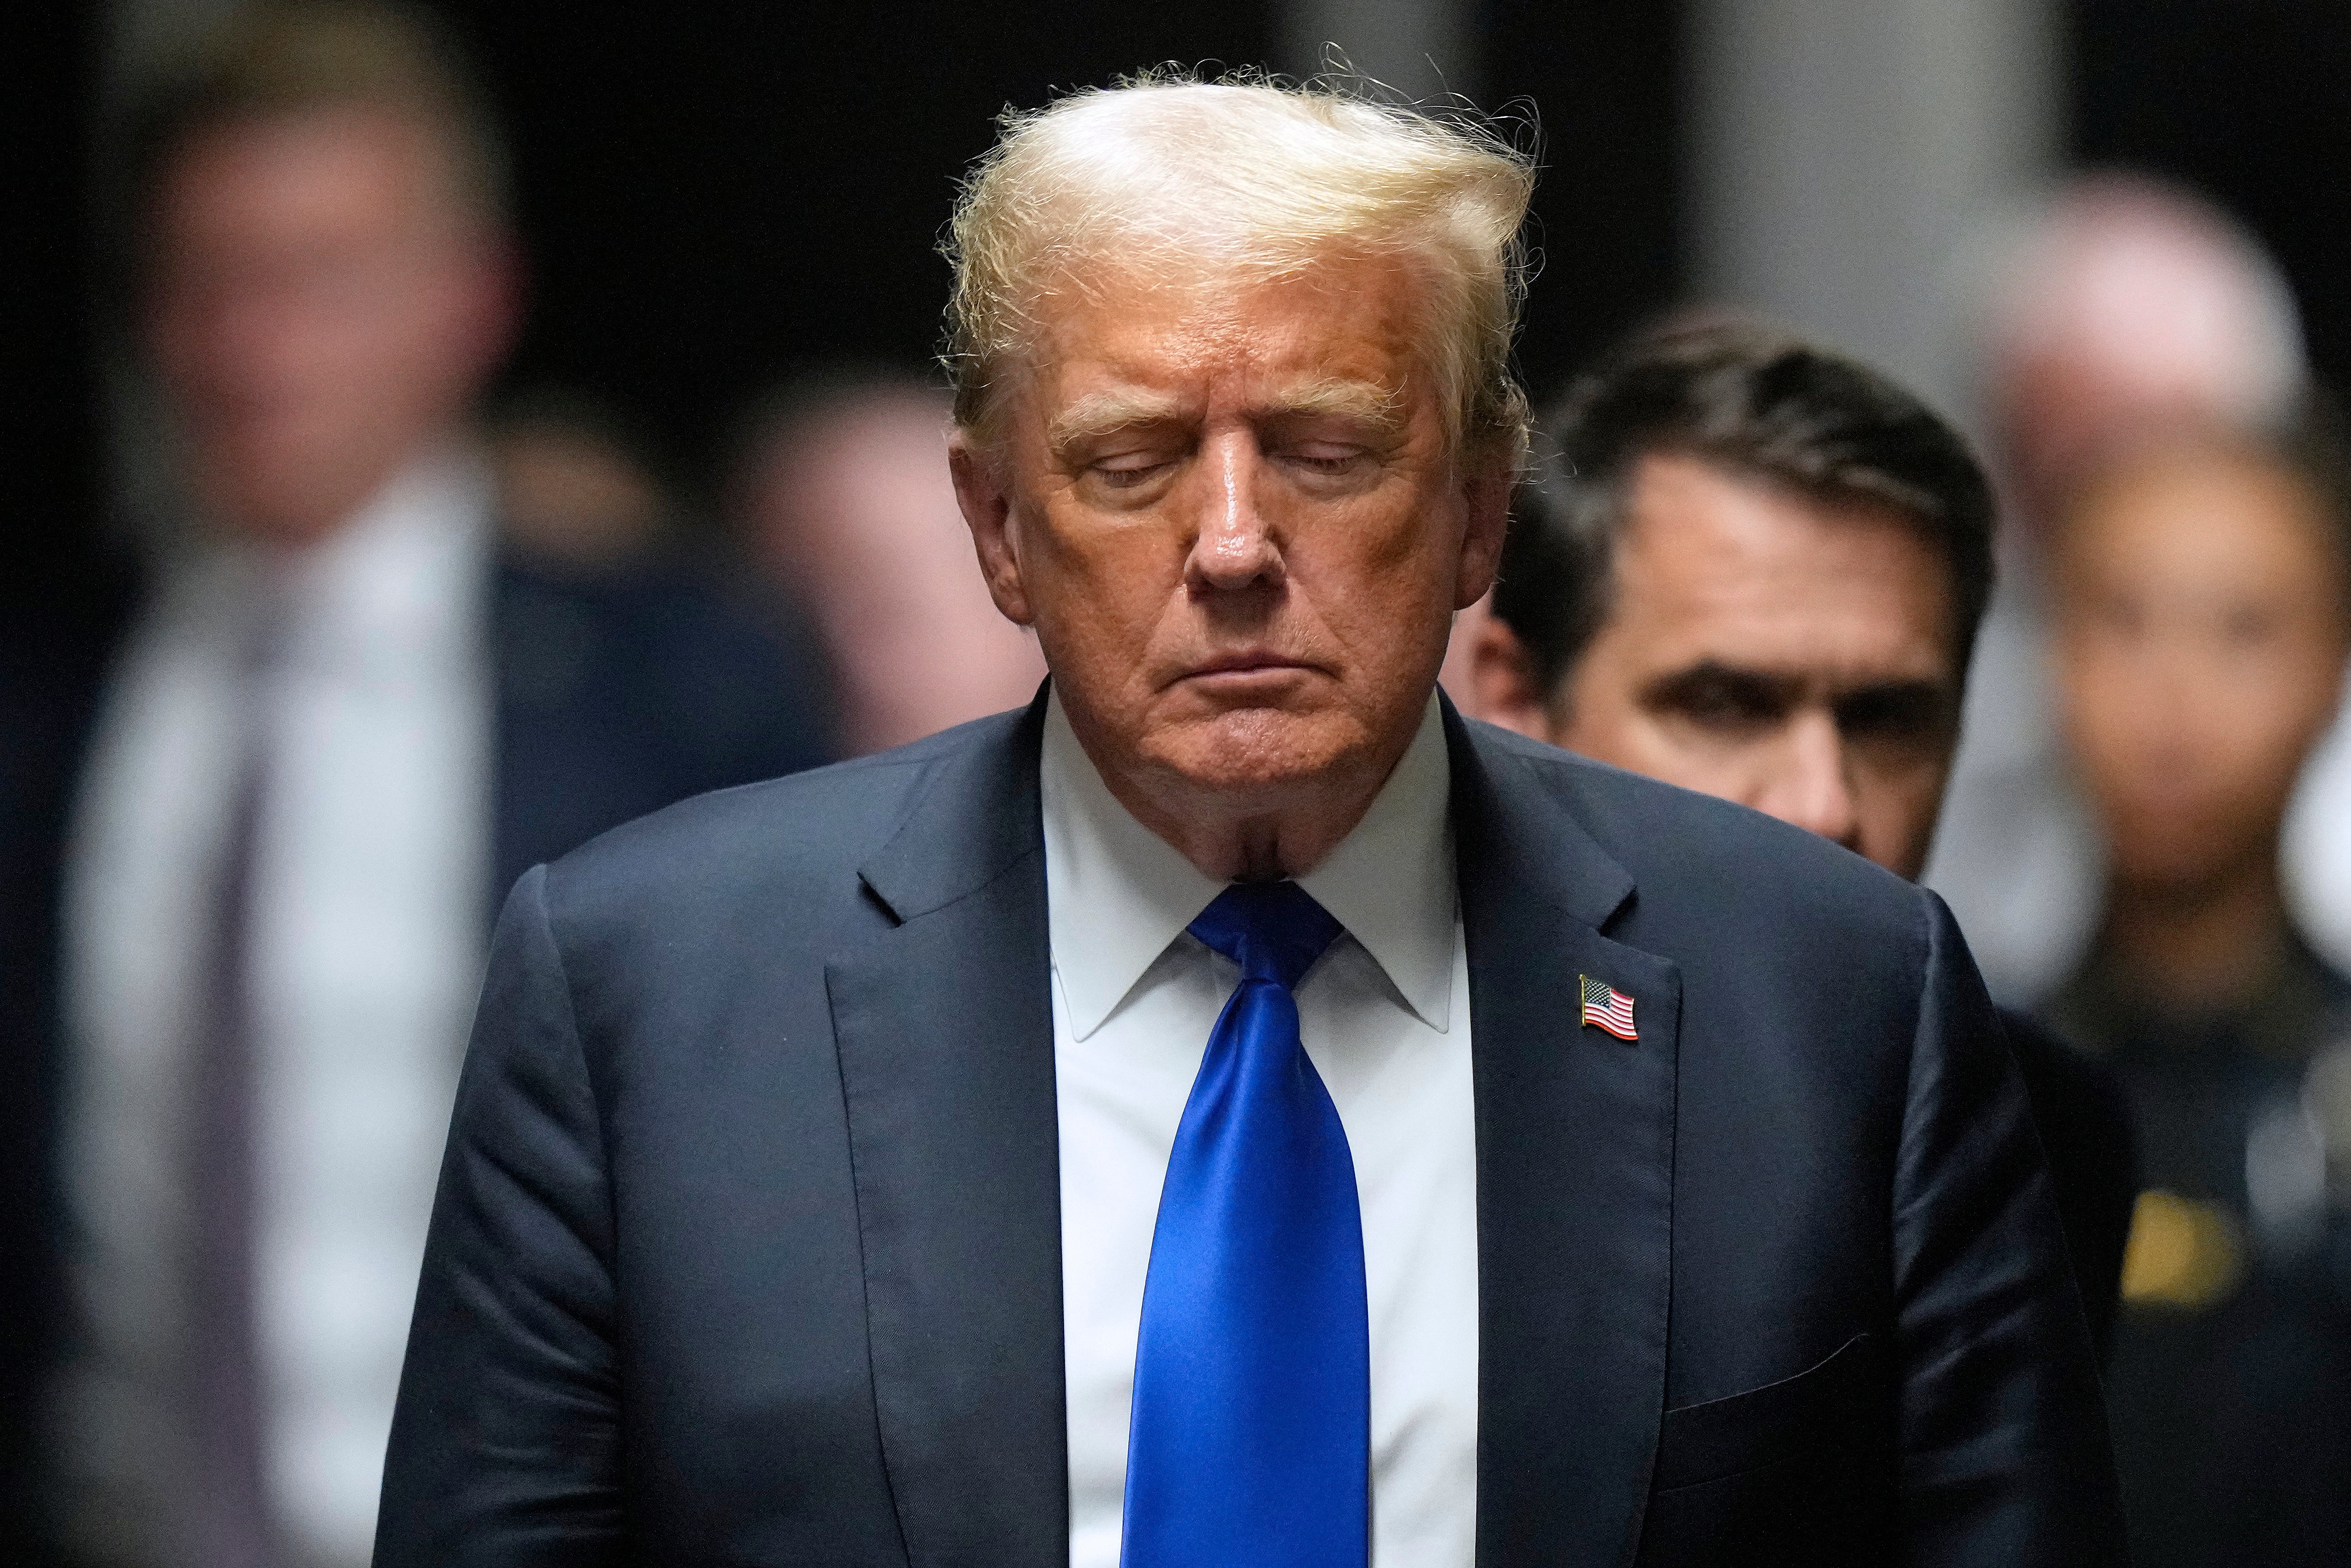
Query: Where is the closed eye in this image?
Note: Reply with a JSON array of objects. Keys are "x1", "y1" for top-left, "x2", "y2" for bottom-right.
[
  {"x1": 1093, "y1": 455, "x2": 1176, "y2": 489},
  {"x1": 1077, "y1": 438, "x2": 1190, "y2": 495},
  {"x1": 1286, "y1": 447, "x2": 1370, "y2": 473}
]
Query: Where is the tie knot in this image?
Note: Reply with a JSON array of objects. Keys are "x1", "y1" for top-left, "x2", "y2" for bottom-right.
[{"x1": 1187, "y1": 881, "x2": 1345, "y2": 991}]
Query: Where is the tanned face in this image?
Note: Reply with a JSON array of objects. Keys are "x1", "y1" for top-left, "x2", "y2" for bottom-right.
[
  {"x1": 1478, "y1": 453, "x2": 1962, "y2": 879},
  {"x1": 951, "y1": 252, "x2": 1510, "y2": 880},
  {"x1": 146, "y1": 108, "x2": 512, "y2": 544},
  {"x1": 2052, "y1": 447, "x2": 2349, "y2": 901}
]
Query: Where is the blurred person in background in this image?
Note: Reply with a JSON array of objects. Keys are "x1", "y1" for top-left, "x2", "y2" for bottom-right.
[
  {"x1": 729, "y1": 371, "x2": 1044, "y2": 755},
  {"x1": 1, "y1": 4, "x2": 833, "y2": 1563},
  {"x1": 1471, "y1": 321, "x2": 2138, "y2": 1357},
  {"x1": 484, "y1": 385, "x2": 675, "y2": 571},
  {"x1": 2043, "y1": 422, "x2": 2351, "y2": 1568},
  {"x1": 1925, "y1": 175, "x2": 2323, "y2": 1001}
]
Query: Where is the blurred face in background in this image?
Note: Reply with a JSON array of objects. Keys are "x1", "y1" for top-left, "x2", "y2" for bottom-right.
[
  {"x1": 1985, "y1": 181, "x2": 2302, "y2": 533},
  {"x1": 952, "y1": 252, "x2": 1509, "y2": 874},
  {"x1": 146, "y1": 107, "x2": 513, "y2": 545},
  {"x1": 491, "y1": 416, "x2": 666, "y2": 568},
  {"x1": 1509, "y1": 453, "x2": 1962, "y2": 879},
  {"x1": 2052, "y1": 446, "x2": 2349, "y2": 901},
  {"x1": 738, "y1": 386, "x2": 1047, "y2": 756}
]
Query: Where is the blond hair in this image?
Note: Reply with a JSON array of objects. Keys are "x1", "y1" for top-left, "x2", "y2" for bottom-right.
[{"x1": 942, "y1": 72, "x2": 1536, "y2": 467}]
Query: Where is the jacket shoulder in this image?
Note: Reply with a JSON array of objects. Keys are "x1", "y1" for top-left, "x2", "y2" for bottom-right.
[{"x1": 530, "y1": 707, "x2": 1025, "y2": 920}]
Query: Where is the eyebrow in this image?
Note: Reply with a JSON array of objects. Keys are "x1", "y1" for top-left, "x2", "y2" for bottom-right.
[
  {"x1": 1046, "y1": 390, "x2": 1188, "y2": 452},
  {"x1": 1269, "y1": 377, "x2": 1409, "y2": 434},
  {"x1": 1044, "y1": 377, "x2": 1409, "y2": 455},
  {"x1": 1640, "y1": 660, "x2": 1801, "y2": 713},
  {"x1": 1639, "y1": 660, "x2": 1954, "y2": 720}
]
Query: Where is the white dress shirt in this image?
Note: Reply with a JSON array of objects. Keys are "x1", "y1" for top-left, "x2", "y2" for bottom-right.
[
  {"x1": 58, "y1": 452, "x2": 493, "y2": 1566},
  {"x1": 1044, "y1": 690, "x2": 1479, "y2": 1568}
]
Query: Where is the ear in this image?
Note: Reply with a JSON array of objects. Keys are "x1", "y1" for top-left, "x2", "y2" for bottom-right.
[
  {"x1": 1466, "y1": 612, "x2": 1555, "y2": 741},
  {"x1": 1453, "y1": 470, "x2": 1512, "y2": 611},
  {"x1": 950, "y1": 432, "x2": 1035, "y2": 627}
]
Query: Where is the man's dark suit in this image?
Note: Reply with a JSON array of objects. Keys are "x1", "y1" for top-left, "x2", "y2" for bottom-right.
[
  {"x1": 378, "y1": 691, "x2": 2127, "y2": 1567},
  {"x1": 0, "y1": 550, "x2": 833, "y2": 1562}
]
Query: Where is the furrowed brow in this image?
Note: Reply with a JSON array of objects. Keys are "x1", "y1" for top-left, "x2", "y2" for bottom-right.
[
  {"x1": 1640, "y1": 660, "x2": 1802, "y2": 712},
  {"x1": 1043, "y1": 379, "x2": 1408, "y2": 456},
  {"x1": 1263, "y1": 378, "x2": 1409, "y2": 436},
  {"x1": 1046, "y1": 391, "x2": 1188, "y2": 453}
]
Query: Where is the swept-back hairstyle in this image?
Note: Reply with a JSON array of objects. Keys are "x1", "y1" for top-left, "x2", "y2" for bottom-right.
[
  {"x1": 942, "y1": 72, "x2": 1537, "y2": 466},
  {"x1": 1496, "y1": 320, "x2": 1999, "y2": 701}
]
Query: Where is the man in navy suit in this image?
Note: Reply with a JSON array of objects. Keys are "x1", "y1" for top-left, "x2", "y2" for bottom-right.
[
  {"x1": 1467, "y1": 320, "x2": 2140, "y2": 1362},
  {"x1": 0, "y1": 8, "x2": 828, "y2": 1564},
  {"x1": 379, "y1": 78, "x2": 2126, "y2": 1566}
]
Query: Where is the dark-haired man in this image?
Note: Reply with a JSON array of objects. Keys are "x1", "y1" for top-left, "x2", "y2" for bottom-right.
[
  {"x1": 0, "y1": 5, "x2": 830, "y2": 1562},
  {"x1": 1473, "y1": 322, "x2": 2139, "y2": 1354}
]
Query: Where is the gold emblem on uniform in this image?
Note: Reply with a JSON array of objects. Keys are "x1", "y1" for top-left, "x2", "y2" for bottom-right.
[{"x1": 2119, "y1": 1189, "x2": 2244, "y2": 1311}]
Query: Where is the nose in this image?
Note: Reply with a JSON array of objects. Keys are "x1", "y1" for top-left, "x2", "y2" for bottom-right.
[
  {"x1": 1758, "y1": 711, "x2": 1862, "y2": 853},
  {"x1": 1183, "y1": 428, "x2": 1285, "y2": 595}
]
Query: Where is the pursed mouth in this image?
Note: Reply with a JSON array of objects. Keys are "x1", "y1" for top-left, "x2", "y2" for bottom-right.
[
  {"x1": 1185, "y1": 651, "x2": 1316, "y2": 676},
  {"x1": 1169, "y1": 655, "x2": 1326, "y2": 690}
]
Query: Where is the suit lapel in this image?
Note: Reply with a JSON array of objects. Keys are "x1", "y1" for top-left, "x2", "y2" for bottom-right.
[
  {"x1": 1450, "y1": 710, "x2": 1681, "y2": 1568},
  {"x1": 826, "y1": 697, "x2": 1679, "y2": 1567},
  {"x1": 827, "y1": 694, "x2": 1066, "y2": 1568}
]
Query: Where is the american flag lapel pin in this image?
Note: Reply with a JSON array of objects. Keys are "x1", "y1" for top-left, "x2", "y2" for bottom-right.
[{"x1": 1579, "y1": 974, "x2": 1638, "y2": 1041}]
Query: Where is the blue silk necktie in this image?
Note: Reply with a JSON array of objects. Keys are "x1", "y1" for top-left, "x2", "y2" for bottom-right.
[{"x1": 1121, "y1": 881, "x2": 1370, "y2": 1568}]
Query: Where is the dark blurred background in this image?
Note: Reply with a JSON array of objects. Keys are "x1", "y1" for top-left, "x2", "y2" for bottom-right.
[
  {"x1": 20, "y1": 0, "x2": 1687, "y2": 577},
  {"x1": 411, "y1": 0, "x2": 1681, "y2": 506},
  {"x1": 11, "y1": 4, "x2": 2351, "y2": 1565},
  {"x1": 2074, "y1": 0, "x2": 2351, "y2": 379},
  {"x1": 22, "y1": 0, "x2": 2351, "y2": 575}
]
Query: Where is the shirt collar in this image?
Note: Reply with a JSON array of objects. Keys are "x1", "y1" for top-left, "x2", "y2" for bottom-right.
[
  {"x1": 1040, "y1": 688, "x2": 1456, "y2": 1041},
  {"x1": 164, "y1": 447, "x2": 493, "y2": 675},
  {"x1": 282, "y1": 447, "x2": 491, "y2": 670},
  {"x1": 1293, "y1": 693, "x2": 1455, "y2": 1032}
]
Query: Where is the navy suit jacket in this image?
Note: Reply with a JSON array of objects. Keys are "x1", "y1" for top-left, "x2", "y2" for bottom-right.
[
  {"x1": 377, "y1": 691, "x2": 2127, "y2": 1567},
  {"x1": 0, "y1": 550, "x2": 832, "y2": 1561}
]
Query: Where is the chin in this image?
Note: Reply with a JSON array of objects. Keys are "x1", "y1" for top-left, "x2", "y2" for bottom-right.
[
  {"x1": 2107, "y1": 819, "x2": 2241, "y2": 895},
  {"x1": 1145, "y1": 706, "x2": 1369, "y2": 801}
]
